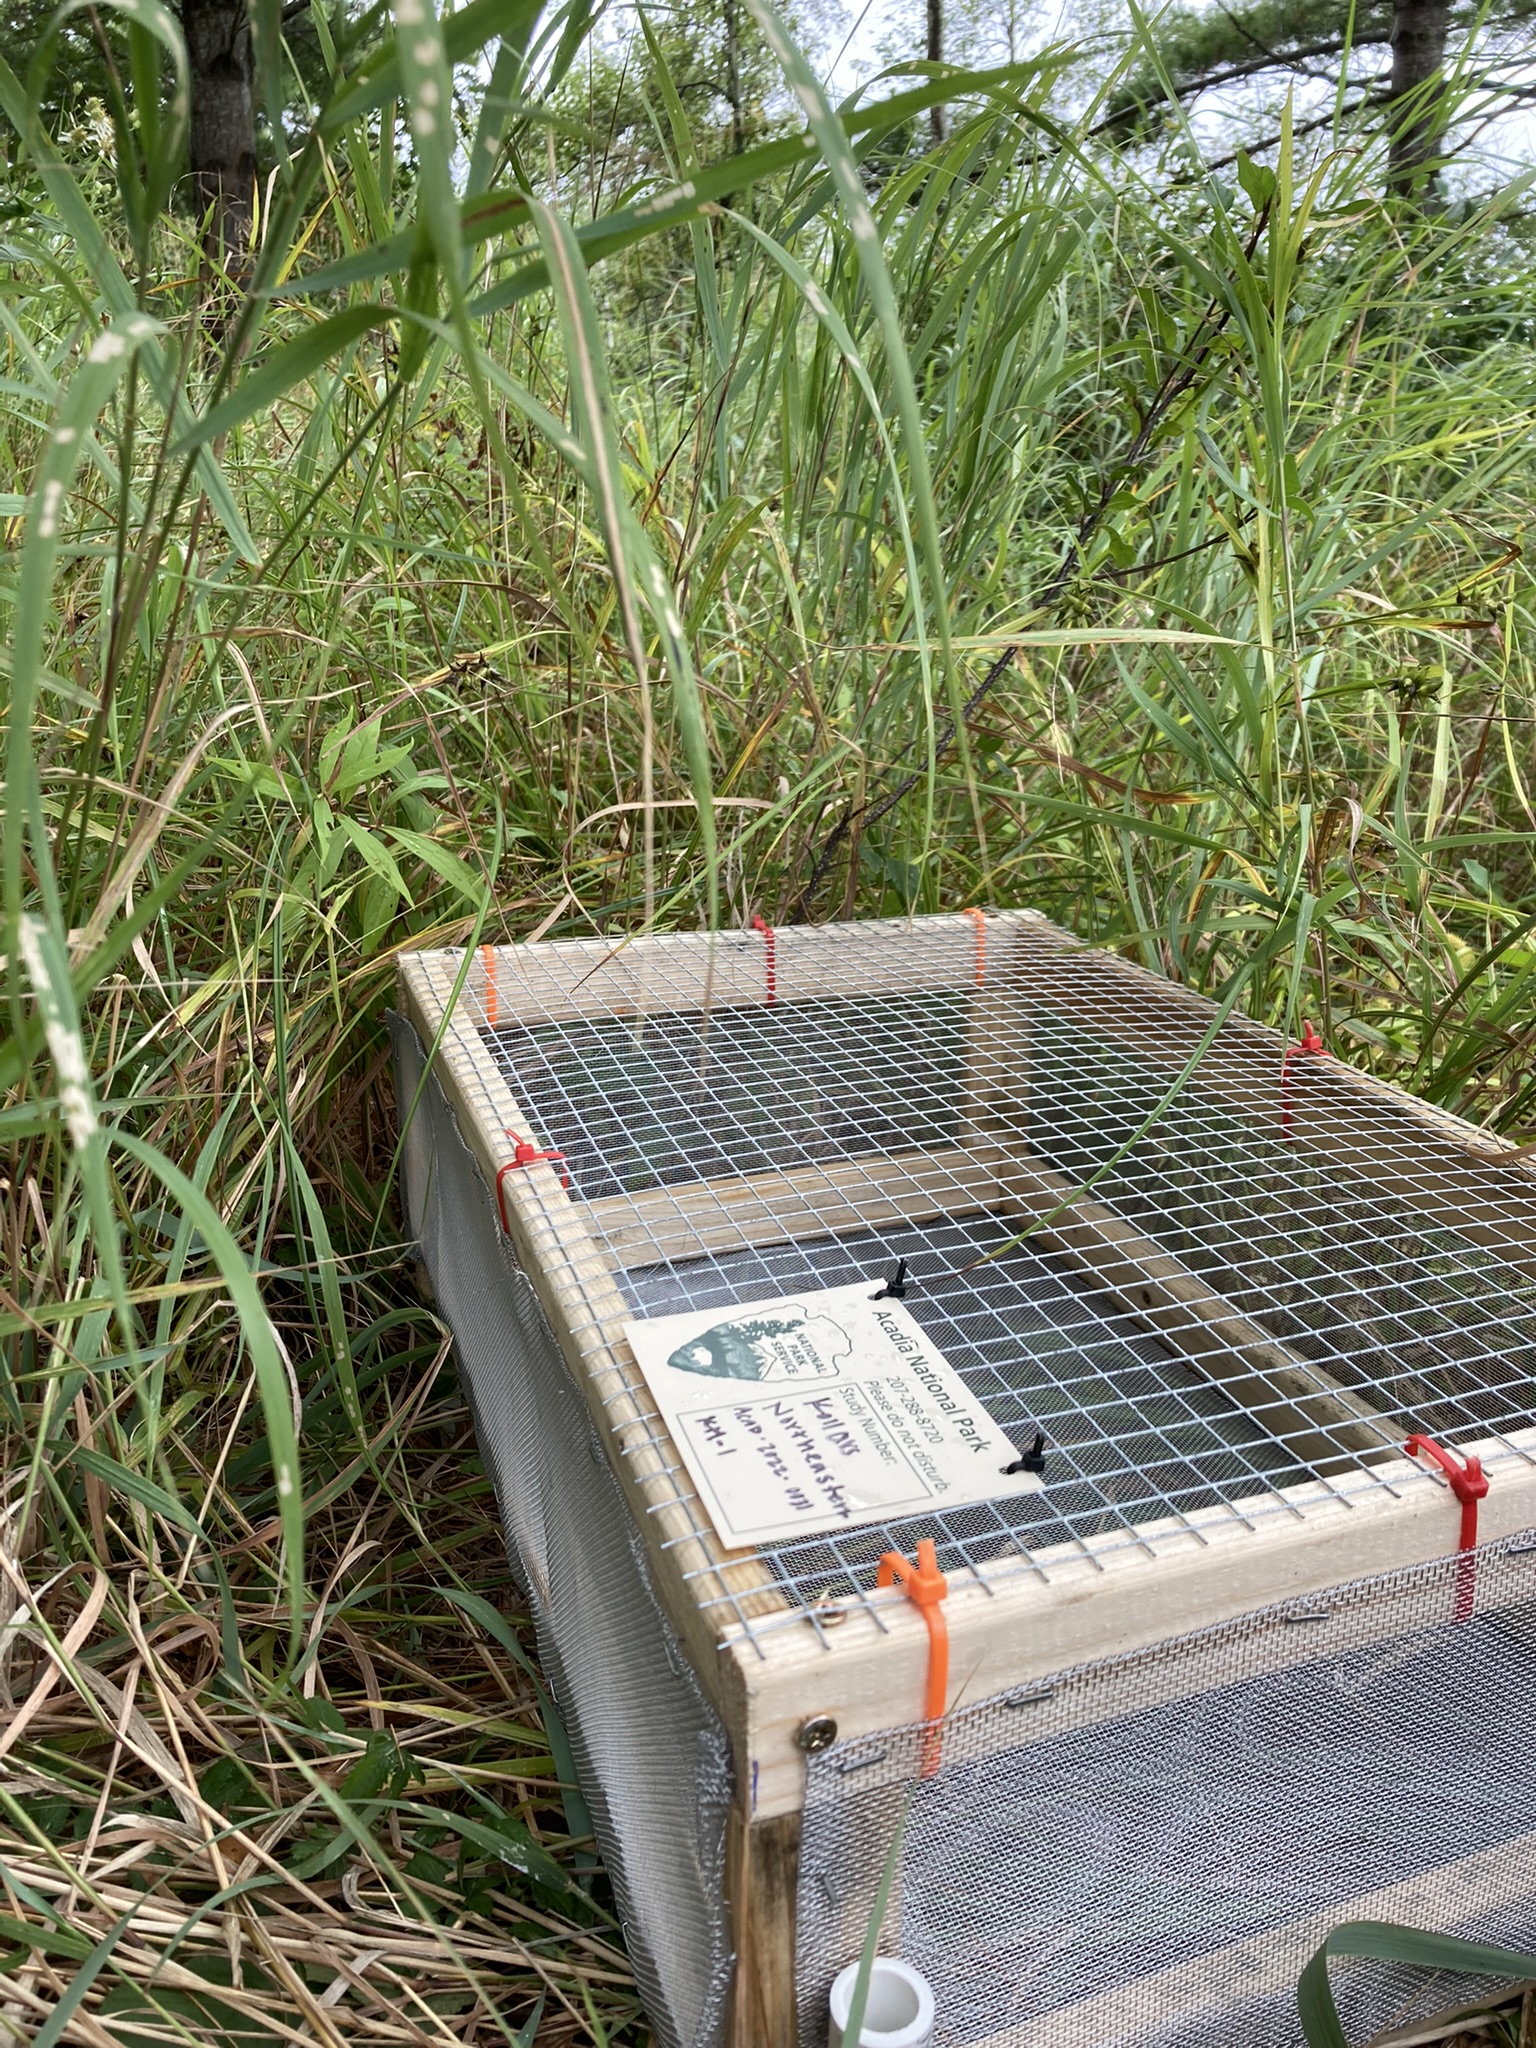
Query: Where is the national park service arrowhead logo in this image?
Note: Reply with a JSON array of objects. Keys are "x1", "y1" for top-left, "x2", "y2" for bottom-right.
[{"x1": 666, "y1": 1305, "x2": 853, "y2": 1383}]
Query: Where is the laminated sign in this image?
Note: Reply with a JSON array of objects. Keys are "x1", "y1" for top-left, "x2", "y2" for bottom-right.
[{"x1": 623, "y1": 1282, "x2": 1044, "y2": 1549}]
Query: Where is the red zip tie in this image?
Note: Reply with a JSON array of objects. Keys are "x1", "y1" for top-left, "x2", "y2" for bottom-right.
[
  {"x1": 480, "y1": 944, "x2": 498, "y2": 1027},
  {"x1": 962, "y1": 907, "x2": 987, "y2": 987},
  {"x1": 751, "y1": 913, "x2": 776, "y2": 1005},
  {"x1": 1404, "y1": 1433, "x2": 1489, "y2": 1622},
  {"x1": 495, "y1": 1135, "x2": 570, "y2": 1231},
  {"x1": 876, "y1": 1539, "x2": 949, "y2": 1777},
  {"x1": 1280, "y1": 1020, "x2": 1327, "y2": 1138}
]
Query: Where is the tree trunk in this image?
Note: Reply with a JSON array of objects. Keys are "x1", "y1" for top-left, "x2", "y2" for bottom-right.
[
  {"x1": 182, "y1": 0, "x2": 255, "y2": 263},
  {"x1": 1385, "y1": 0, "x2": 1450, "y2": 199},
  {"x1": 927, "y1": 0, "x2": 945, "y2": 143}
]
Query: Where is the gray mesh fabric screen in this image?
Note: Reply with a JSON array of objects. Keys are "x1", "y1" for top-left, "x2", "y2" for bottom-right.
[
  {"x1": 391, "y1": 1016, "x2": 734, "y2": 2048},
  {"x1": 796, "y1": 1533, "x2": 1536, "y2": 2048}
]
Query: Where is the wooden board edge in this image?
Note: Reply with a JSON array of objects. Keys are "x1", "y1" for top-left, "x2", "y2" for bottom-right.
[
  {"x1": 727, "y1": 1807, "x2": 801, "y2": 2048},
  {"x1": 429, "y1": 909, "x2": 1050, "y2": 1027},
  {"x1": 584, "y1": 1144, "x2": 1003, "y2": 1264},
  {"x1": 727, "y1": 1427, "x2": 1536, "y2": 1821}
]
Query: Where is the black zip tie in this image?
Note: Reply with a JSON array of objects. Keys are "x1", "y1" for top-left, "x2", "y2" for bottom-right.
[
  {"x1": 1003, "y1": 1430, "x2": 1046, "y2": 1477},
  {"x1": 870, "y1": 1258, "x2": 909, "y2": 1301}
]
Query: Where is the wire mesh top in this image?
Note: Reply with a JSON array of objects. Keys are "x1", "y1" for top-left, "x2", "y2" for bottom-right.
[{"x1": 452, "y1": 913, "x2": 1536, "y2": 1642}]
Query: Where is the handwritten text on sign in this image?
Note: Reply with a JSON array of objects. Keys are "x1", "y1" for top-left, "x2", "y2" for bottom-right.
[{"x1": 623, "y1": 1282, "x2": 1043, "y2": 1549}]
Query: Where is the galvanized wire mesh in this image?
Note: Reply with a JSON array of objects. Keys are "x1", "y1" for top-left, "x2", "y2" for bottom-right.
[
  {"x1": 795, "y1": 1531, "x2": 1536, "y2": 2048},
  {"x1": 494, "y1": 989, "x2": 971, "y2": 1203},
  {"x1": 1023, "y1": 1012, "x2": 1536, "y2": 1440},
  {"x1": 440, "y1": 912, "x2": 1536, "y2": 1639},
  {"x1": 400, "y1": 915, "x2": 1536, "y2": 2048},
  {"x1": 622, "y1": 1214, "x2": 1309, "y2": 1604}
]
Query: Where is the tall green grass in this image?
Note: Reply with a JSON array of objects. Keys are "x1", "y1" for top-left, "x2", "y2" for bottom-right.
[{"x1": 2, "y1": 2, "x2": 1535, "y2": 2033}]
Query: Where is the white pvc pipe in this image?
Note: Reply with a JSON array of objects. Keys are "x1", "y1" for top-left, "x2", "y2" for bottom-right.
[{"x1": 827, "y1": 1958, "x2": 935, "y2": 2048}]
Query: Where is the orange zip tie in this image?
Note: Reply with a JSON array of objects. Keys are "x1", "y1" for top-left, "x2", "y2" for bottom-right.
[
  {"x1": 876, "y1": 1539, "x2": 949, "y2": 1777},
  {"x1": 751, "y1": 913, "x2": 777, "y2": 1004},
  {"x1": 1280, "y1": 1020, "x2": 1326, "y2": 1138},
  {"x1": 480, "y1": 944, "x2": 498, "y2": 1027},
  {"x1": 962, "y1": 907, "x2": 987, "y2": 987},
  {"x1": 495, "y1": 1134, "x2": 570, "y2": 1230},
  {"x1": 1405, "y1": 1433, "x2": 1489, "y2": 1623}
]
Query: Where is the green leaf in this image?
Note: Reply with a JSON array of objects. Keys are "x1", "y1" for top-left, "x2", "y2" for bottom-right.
[
  {"x1": 15, "y1": 916, "x2": 141, "y2": 1431},
  {"x1": 440, "y1": 1588, "x2": 594, "y2": 1848},
  {"x1": 1299, "y1": 1922, "x2": 1536, "y2": 2048},
  {"x1": 526, "y1": 191, "x2": 717, "y2": 925},
  {"x1": 28, "y1": 0, "x2": 189, "y2": 244},
  {"x1": 339, "y1": 1731, "x2": 405, "y2": 1804},
  {"x1": 740, "y1": 0, "x2": 971, "y2": 883},
  {"x1": 392, "y1": 0, "x2": 461, "y2": 283},
  {"x1": 174, "y1": 307, "x2": 394, "y2": 454},
  {"x1": 336, "y1": 818, "x2": 411, "y2": 900},
  {"x1": 32, "y1": 1918, "x2": 131, "y2": 2048},
  {"x1": 440, "y1": 1587, "x2": 541, "y2": 1682},
  {"x1": 394, "y1": 1801, "x2": 580, "y2": 1898},
  {"x1": 0, "y1": 1916, "x2": 92, "y2": 1964},
  {"x1": 0, "y1": 53, "x2": 257, "y2": 561},
  {"x1": 385, "y1": 828, "x2": 485, "y2": 905},
  {"x1": 321, "y1": 0, "x2": 544, "y2": 133},
  {"x1": 70, "y1": 1446, "x2": 199, "y2": 1532},
  {"x1": 840, "y1": 1791, "x2": 913, "y2": 2048},
  {"x1": 286, "y1": 66, "x2": 1049, "y2": 306},
  {"x1": 1236, "y1": 148, "x2": 1278, "y2": 211},
  {"x1": 5, "y1": 316, "x2": 162, "y2": 942},
  {"x1": 107, "y1": 1129, "x2": 305, "y2": 1655}
]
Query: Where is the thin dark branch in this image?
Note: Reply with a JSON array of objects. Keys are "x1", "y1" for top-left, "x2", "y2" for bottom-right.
[
  {"x1": 1184, "y1": 90, "x2": 1388, "y2": 177},
  {"x1": 1091, "y1": 33, "x2": 1385, "y2": 134},
  {"x1": 1213, "y1": 1, "x2": 1289, "y2": 66},
  {"x1": 1095, "y1": 528, "x2": 1235, "y2": 586}
]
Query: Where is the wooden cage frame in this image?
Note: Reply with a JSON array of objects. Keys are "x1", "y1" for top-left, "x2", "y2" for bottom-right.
[{"x1": 398, "y1": 911, "x2": 1536, "y2": 2048}]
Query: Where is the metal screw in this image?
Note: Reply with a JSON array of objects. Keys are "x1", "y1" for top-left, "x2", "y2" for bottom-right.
[{"x1": 796, "y1": 1714, "x2": 838, "y2": 1753}]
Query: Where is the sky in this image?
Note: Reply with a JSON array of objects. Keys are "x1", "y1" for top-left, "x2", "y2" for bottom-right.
[
  {"x1": 824, "y1": 0, "x2": 915, "y2": 94},
  {"x1": 819, "y1": 0, "x2": 1536, "y2": 184},
  {"x1": 822, "y1": 0, "x2": 1082, "y2": 95}
]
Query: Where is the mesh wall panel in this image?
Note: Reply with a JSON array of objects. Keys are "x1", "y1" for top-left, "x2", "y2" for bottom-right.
[
  {"x1": 796, "y1": 1533, "x2": 1536, "y2": 2048},
  {"x1": 391, "y1": 1016, "x2": 734, "y2": 2048}
]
